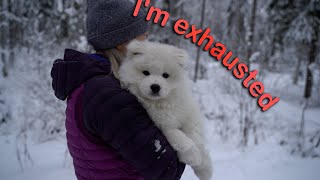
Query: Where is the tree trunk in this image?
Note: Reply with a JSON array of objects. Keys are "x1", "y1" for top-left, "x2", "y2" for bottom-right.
[
  {"x1": 293, "y1": 57, "x2": 301, "y2": 85},
  {"x1": 194, "y1": 0, "x2": 206, "y2": 82},
  {"x1": 1, "y1": 0, "x2": 9, "y2": 77},
  {"x1": 245, "y1": 0, "x2": 257, "y2": 69},
  {"x1": 304, "y1": 38, "x2": 317, "y2": 98},
  {"x1": 8, "y1": 0, "x2": 17, "y2": 70},
  {"x1": 298, "y1": 31, "x2": 318, "y2": 154},
  {"x1": 226, "y1": 0, "x2": 245, "y2": 57},
  {"x1": 161, "y1": 0, "x2": 186, "y2": 47},
  {"x1": 298, "y1": 98, "x2": 308, "y2": 153}
]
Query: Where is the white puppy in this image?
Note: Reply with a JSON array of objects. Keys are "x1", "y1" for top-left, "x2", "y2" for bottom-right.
[{"x1": 118, "y1": 40, "x2": 213, "y2": 180}]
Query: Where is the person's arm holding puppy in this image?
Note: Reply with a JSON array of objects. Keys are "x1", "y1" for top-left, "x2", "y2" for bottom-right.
[{"x1": 83, "y1": 75, "x2": 186, "y2": 180}]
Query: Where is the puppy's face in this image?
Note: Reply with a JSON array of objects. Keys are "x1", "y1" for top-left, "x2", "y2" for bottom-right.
[{"x1": 119, "y1": 40, "x2": 188, "y2": 101}]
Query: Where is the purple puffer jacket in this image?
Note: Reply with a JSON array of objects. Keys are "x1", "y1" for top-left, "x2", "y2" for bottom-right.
[{"x1": 51, "y1": 49, "x2": 185, "y2": 180}]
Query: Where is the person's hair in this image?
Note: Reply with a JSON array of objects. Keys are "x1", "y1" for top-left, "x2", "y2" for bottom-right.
[{"x1": 100, "y1": 48, "x2": 125, "y2": 79}]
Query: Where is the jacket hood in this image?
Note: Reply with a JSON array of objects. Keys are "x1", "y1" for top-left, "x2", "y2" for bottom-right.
[{"x1": 51, "y1": 49, "x2": 111, "y2": 101}]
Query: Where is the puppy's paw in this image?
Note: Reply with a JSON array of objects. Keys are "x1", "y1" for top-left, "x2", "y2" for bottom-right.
[
  {"x1": 178, "y1": 146, "x2": 202, "y2": 166},
  {"x1": 193, "y1": 166, "x2": 213, "y2": 180}
]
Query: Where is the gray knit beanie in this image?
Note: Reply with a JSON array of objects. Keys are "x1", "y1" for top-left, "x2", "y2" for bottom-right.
[{"x1": 86, "y1": 0, "x2": 149, "y2": 50}]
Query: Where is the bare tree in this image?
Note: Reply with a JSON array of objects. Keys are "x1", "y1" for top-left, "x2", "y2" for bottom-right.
[
  {"x1": 245, "y1": 0, "x2": 257, "y2": 69},
  {"x1": 225, "y1": 0, "x2": 246, "y2": 57},
  {"x1": 194, "y1": 0, "x2": 207, "y2": 82}
]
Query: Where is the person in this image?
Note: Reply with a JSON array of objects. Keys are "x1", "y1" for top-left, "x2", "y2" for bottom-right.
[{"x1": 50, "y1": 0, "x2": 186, "y2": 180}]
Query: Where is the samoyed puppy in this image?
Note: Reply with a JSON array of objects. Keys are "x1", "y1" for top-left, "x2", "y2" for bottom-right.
[{"x1": 118, "y1": 40, "x2": 213, "y2": 180}]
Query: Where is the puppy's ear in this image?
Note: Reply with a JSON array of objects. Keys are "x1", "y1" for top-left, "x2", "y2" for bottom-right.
[
  {"x1": 126, "y1": 40, "x2": 145, "y2": 59},
  {"x1": 175, "y1": 48, "x2": 188, "y2": 68}
]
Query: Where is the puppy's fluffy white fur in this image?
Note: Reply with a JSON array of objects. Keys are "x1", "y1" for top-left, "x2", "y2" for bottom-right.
[{"x1": 118, "y1": 40, "x2": 213, "y2": 180}]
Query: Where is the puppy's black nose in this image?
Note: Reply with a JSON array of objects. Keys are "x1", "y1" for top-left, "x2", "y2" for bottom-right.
[{"x1": 150, "y1": 84, "x2": 161, "y2": 93}]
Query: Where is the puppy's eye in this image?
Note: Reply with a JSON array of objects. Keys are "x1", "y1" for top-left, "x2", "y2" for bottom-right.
[
  {"x1": 142, "y1": 70, "x2": 150, "y2": 76},
  {"x1": 162, "y1": 73, "x2": 169, "y2": 79}
]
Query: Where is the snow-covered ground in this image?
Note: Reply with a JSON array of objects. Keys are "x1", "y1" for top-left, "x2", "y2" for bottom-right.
[
  {"x1": 1, "y1": 62, "x2": 320, "y2": 180},
  {"x1": 1, "y1": 99, "x2": 320, "y2": 180},
  {"x1": 1, "y1": 132, "x2": 320, "y2": 180},
  {"x1": 1, "y1": 0, "x2": 319, "y2": 179}
]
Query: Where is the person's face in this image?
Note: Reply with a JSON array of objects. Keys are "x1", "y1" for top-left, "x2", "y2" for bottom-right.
[
  {"x1": 135, "y1": 32, "x2": 149, "y2": 41},
  {"x1": 117, "y1": 32, "x2": 149, "y2": 53}
]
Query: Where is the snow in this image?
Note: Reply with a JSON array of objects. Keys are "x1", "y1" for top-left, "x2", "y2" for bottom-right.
[
  {"x1": 0, "y1": 136, "x2": 75, "y2": 180},
  {"x1": 1, "y1": 89, "x2": 319, "y2": 179},
  {"x1": 182, "y1": 143, "x2": 320, "y2": 180},
  {"x1": 57, "y1": 0, "x2": 63, "y2": 12},
  {"x1": 249, "y1": 52, "x2": 260, "y2": 62},
  {"x1": 1, "y1": 121, "x2": 320, "y2": 180},
  {"x1": 1, "y1": 50, "x2": 319, "y2": 180},
  {"x1": 154, "y1": 139, "x2": 162, "y2": 152},
  {"x1": 1, "y1": 1, "x2": 320, "y2": 179}
]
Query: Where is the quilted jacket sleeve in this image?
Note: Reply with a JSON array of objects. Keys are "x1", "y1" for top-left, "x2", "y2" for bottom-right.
[{"x1": 83, "y1": 75, "x2": 186, "y2": 180}]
